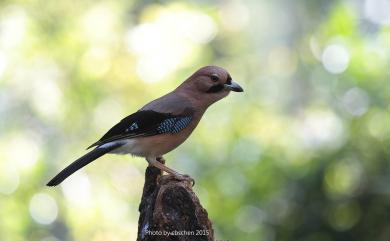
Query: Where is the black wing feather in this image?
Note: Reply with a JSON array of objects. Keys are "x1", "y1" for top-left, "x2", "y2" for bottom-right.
[{"x1": 87, "y1": 110, "x2": 193, "y2": 149}]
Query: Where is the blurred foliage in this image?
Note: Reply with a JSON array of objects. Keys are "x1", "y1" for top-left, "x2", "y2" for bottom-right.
[{"x1": 1, "y1": 0, "x2": 390, "y2": 241}]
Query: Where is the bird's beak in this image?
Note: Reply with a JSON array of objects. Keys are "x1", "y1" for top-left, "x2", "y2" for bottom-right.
[{"x1": 224, "y1": 81, "x2": 244, "y2": 92}]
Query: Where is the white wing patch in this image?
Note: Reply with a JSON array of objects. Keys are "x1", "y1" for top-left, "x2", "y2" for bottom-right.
[{"x1": 126, "y1": 122, "x2": 139, "y2": 132}]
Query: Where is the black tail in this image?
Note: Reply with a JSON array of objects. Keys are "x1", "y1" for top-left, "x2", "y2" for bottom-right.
[{"x1": 47, "y1": 143, "x2": 123, "y2": 186}]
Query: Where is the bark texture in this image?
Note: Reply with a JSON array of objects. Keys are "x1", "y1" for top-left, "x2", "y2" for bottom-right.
[{"x1": 137, "y1": 163, "x2": 214, "y2": 241}]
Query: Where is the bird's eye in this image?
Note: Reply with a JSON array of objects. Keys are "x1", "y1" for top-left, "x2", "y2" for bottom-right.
[{"x1": 210, "y1": 74, "x2": 219, "y2": 82}]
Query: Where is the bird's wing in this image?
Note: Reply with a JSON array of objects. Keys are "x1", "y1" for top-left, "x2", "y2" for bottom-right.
[{"x1": 87, "y1": 110, "x2": 193, "y2": 149}]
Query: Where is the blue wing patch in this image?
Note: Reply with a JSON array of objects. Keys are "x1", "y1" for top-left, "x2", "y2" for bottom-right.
[
  {"x1": 157, "y1": 118, "x2": 176, "y2": 133},
  {"x1": 157, "y1": 116, "x2": 192, "y2": 134}
]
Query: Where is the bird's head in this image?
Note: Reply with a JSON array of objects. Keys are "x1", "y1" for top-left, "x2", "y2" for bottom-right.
[{"x1": 178, "y1": 66, "x2": 243, "y2": 106}]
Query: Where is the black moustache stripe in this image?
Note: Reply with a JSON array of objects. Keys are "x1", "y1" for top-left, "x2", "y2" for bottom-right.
[{"x1": 207, "y1": 84, "x2": 224, "y2": 93}]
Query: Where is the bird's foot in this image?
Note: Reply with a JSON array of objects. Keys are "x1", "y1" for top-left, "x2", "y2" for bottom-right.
[
  {"x1": 149, "y1": 157, "x2": 195, "y2": 186},
  {"x1": 173, "y1": 174, "x2": 195, "y2": 186},
  {"x1": 158, "y1": 173, "x2": 195, "y2": 186},
  {"x1": 156, "y1": 156, "x2": 166, "y2": 164}
]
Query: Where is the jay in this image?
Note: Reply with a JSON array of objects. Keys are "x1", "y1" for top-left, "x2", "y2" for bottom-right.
[{"x1": 47, "y1": 66, "x2": 243, "y2": 186}]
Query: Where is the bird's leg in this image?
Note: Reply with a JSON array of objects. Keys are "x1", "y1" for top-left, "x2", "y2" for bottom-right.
[
  {"x1": 148, "y1": 157, "x2": 195, "y2": 186},
  {"x1": 156, "y1": 156, "x2": 166, "y2": 164}
]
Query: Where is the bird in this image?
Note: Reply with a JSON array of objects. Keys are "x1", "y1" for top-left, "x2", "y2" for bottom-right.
[{"x1": 47, "y1": 66, "x2": 243, "y2": 186}]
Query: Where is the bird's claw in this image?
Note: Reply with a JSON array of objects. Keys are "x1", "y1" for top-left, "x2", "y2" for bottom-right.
[
  {"x1": 157, "y1": 174, "x2": 195, "y2": 186},
  {"x1": 175, "y1": 174, "x2": 195, "y2": 186}
]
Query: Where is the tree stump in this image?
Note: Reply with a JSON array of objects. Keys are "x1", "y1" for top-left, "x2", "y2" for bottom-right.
[{"x1": 137, "y1": 161, "x2": 214, "y2": 241}]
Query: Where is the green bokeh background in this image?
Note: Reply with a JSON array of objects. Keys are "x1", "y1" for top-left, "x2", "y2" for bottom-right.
[{"x1": 1, "y1": 0, "x2": 390, "y2": 241}]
